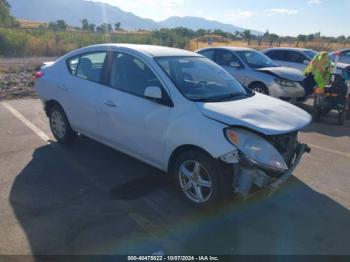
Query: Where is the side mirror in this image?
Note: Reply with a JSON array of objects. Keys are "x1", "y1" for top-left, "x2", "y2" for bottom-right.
[
  {"x1": 144, "y1": 86, "x2": 162, "y2": 100},
  {"x1": 230, "y1": 61, "x2": 241, "y2": 68},
  {"x1": 303, "y1": 59, "x2": 310, "y2": 65}
]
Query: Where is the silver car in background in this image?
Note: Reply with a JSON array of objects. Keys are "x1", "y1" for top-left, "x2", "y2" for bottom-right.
[
  {"x1": 263, "y1": 47, "x2": 317, "y2": 72},
  {"x1": 196, "y1": 47, "x2": 306, "y2": 102},
  {"x1": 330, "y1": 49, "x2": 350, "y2": 65}
]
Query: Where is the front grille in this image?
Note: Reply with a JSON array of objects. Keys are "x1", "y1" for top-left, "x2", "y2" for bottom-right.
[{"x1": 266, "y1": 131, "x2": 298, "y2": 166}]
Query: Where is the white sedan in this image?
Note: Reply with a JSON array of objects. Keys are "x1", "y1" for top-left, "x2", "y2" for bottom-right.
[{"x1": 35, "y1": 44, "x2": 311, "y2": 207}]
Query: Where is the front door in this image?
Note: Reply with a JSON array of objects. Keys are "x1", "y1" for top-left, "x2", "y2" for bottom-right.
[
  {"x1": 214, "y1": 50, "x2": 247, "y2": 85},
  {"x1": 97, "y1": 52, "x2": 171, "y2": 167}
]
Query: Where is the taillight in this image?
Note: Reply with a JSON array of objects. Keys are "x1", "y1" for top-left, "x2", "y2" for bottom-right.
[{"x1": 34, "y1": 71, "x2": 44, "y2": 79}]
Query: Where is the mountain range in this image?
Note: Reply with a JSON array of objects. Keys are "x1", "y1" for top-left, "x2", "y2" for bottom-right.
[{"x1": 8, "y1": 0, "x2": 261, "y2": 34}]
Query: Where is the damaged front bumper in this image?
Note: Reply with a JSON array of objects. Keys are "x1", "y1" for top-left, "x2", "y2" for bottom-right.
[
  {"x1": 228, "y1": 142, "x2": 311, "y2": 196},
  {"x1": 270, "y1": 143, "x2": 310, "y2": 188}
]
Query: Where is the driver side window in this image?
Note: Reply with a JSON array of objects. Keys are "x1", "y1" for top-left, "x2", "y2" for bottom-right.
[
  {"x1": 108, "y1": 52, "x2": 163, "y2": 97},
  {"x1": 215, "y1": 50, "x2": 240, "y2": 67}
]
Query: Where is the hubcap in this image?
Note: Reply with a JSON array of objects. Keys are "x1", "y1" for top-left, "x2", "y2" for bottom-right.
[
  {"x1": 178, "y1": 160, "x2": 213, "y2": 203},
  {"x1": 51, "y1": 110, "x2": 66, "y2": 139},
  {"x1": 253, "y1": 87, "x2": 265, "y2": 94}
]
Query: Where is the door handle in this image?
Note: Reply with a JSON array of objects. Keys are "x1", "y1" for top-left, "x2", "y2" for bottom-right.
[{"x1": 104, "y1": 100, "x2": 116, "y2": 107}]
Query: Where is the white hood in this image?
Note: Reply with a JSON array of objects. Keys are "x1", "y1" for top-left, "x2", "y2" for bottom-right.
[{"x1": 197, "y1": 93, "x2": 311, "y2": 135}]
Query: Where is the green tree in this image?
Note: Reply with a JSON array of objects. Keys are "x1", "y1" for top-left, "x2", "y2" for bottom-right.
[
  {"x1": 0, "y1": 0, "x2": 19, "y2": 27},
  {"x1": 88, "y1": 23, "x2": 95, "y2": 32},
  {"x1": 56, "y1": 20, "x2": 67, "y2": 30},
  {"x1": 306, "y1": 34, "x2": 314, "y2": 42},
  {"x1": 196, "y1": 29, "x2": 206, "y2": 36},
  {"x1": 48, "y1": 20, "x2": 67, "y2": 31},
  {"x1": 106, "y1": 23, "x2": 112, "y2": 32},
  {"x1": 241, "y1": 30, "x2": 251, "y2": 40},
  {"x1": 114, "y1": 22, "x2": 121, "y2": 31},
  {"x1": 81, "y1": 18, "x2": 89, "y2": 31},
  {"x1": 297, "y1": 34, "x2": 307, "y2": 42},
  {"x1": 337, "y1": 35, "x2": 346, "y2": 42},
  {"x1": 269, "y1": 33, "x2": 279, "y2": 41}
]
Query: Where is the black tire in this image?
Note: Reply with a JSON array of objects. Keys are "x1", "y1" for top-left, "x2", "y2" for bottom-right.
[
  {"x1": 49, "y1": 104, "x2": 77, "y2": 144},
  {"x1": 172, "y1": 150, "x2": 230, "y2": 208},
  {"x1": 313, "y1": 107, "x2": 321, "y2": 122},
  {"x1": 250, "y1": 82, "x2": 269, "y2": 95},
  {"x1": 338, "y1": 111, "x2": 346, "y2": 126},
  {"x1": 346, "y1": 97, "x2": 350, "y2": 120},
  {"x1": 313, "y1": 96, "x2": 322, "y2": 122}
]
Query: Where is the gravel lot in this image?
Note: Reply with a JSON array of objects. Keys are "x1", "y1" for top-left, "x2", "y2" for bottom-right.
[{"x1": 0, "y1": 57, "x2": 56, "y2": 100}]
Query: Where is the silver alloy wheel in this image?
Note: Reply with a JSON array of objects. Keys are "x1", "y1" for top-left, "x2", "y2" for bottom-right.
[
  {"x1": 51, "y1": 110, "x2": 66, "y2": 139},
  {"x1": 178, "y1": 160, "x2": 213, "y2": 203}
]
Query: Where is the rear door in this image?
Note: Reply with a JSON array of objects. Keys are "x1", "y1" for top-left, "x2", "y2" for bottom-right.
[
  {"x1": 62, "y1": 51, "x2": 107, "y2": 137},
  {"x1": 264, "y1": 50, "x2": 287, "y2": 67},
  {"x1": 283, "y1": 51, "x2": 309, "y2": 71},
  {"x1": 97, "y1": 52, "x2": 172, "y2": 167}
]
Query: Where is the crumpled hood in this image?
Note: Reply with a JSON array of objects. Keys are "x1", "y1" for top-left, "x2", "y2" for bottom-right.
[
  {"x1": 257, "y1": 67, "x2": 304, "y2": 82},
  {"x1": 197, "y1": 93, "x2": 311, "y2": 135}
]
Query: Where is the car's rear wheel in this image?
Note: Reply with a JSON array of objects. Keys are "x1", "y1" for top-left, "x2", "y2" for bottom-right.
[
  {"x1": 250, "y1": 83, "x2": 269, "y2": 95},
  {"x1": 49, "y1": 104, "x2": 77, "y2": 144},
  {"x1": 338, "y1": 110, "x2": 346, "y2": 126},
  {"x1": 172, "y1": 150, "x2": 226, "y2": 208}
]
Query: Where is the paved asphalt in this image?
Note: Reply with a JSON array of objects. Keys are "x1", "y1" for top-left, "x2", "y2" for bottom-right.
[{"x1": 0, "y1": 98, "x2": 349, "y2": 256}]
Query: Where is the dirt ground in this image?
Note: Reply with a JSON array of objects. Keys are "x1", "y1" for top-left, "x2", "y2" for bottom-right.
[{"x1": 0, "y1": 57, "x2": 56, "y2": 100}]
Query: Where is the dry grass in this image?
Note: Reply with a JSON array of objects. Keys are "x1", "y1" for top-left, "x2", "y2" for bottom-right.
[
  {"x1": 18, "y1": 19, "x2": 47, "y2": 29},
  {"x1": 188, "y1": 38, "x2": 350, "y2": 51}
]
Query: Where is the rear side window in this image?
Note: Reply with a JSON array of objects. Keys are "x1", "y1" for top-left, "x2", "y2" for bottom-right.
[
  {"x1": 285, "y1": 51, "x2": 307, "y2": 63},
  {"x1": 199, "y1": 49, "x2": 215, "y2": 60},
  {"x1": 75, "y1": 52, "x2": 107, "y2": 82},
  {"x1": 67, "y1": 56, "x2": 79, "y2": 75},
  {"x1": 265, "y1": 50, "x2": 285, "y2": 60}
]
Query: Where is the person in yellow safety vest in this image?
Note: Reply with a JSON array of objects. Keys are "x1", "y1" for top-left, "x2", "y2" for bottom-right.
[{"x1": 304, "y1": 51, "x2": 332, "y2": 95}]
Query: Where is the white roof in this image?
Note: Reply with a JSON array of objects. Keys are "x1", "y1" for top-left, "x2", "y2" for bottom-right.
[
  {"x1": 197, "y1": 46, "x2": 254, "y2": 52},
  {"x1": 263, "y1": 47, "x2": 316, "y2": 52},
  {"x1": 85, "y1": 43, "x2": 201, "y2": 57}
]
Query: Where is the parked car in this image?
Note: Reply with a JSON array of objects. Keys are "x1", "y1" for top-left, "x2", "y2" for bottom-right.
[
  {"x1": 196, "y1": 47, "x2": 306, "y2": 103},
  {"x1": 263, "y1": 47, "x2": 317, "y2": 72},
  {"x1": 330, "y1": 49, "x2": 350, "y2": 65},
  {"x1": 35, "y1": 44, "x2": 311, "y2": 207}
]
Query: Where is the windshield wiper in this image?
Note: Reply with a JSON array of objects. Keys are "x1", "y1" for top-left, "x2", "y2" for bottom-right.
[{"x1": 194, "y1": 93, "x2": 252, "y2": 102}]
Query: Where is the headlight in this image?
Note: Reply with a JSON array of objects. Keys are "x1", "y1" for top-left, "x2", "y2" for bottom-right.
[
  {"x1": 274, "y1": 78, "x2": 296, "y2": 88},
  {"x1": 224, "y1": 128, "x2": 288, "y2": 172}
]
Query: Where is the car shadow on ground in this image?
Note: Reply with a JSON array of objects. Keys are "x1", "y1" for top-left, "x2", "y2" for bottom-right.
[
  {"x1": 9, "y1": 137, "x2": 350, "y2": 255},
  {"x1": 297, "y1": 102, "x2": 350, "y2": 137}
]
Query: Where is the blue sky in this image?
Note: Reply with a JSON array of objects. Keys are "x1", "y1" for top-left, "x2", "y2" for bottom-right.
[{"x1": 91, "y1": 0, "x2": 350, "y2": 37}]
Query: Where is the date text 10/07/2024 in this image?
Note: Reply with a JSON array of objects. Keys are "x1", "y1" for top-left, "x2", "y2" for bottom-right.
[{"x1": 127, "y1": 256, "x2": 220, "y2": 261}]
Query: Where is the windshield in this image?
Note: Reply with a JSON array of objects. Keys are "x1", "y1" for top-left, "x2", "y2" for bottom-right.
[
  {"x1": 236, "y1": 50, "x2": 277, "y2": 69},
  {"x1": 155, "y1": 56, "x2": 250, "y2": 102},
  {"x1": 304, "y1": 50, "x2": 318, "y2": 59}
]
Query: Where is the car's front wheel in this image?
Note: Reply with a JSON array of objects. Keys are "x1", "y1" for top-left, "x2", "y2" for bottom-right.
[
  {"x1": 250, "y1": 82, "x2": 269, "y2": 95},
  {"x1": 49, "y1": 104, "x2": 77, "y2": 144},
  {"x1": 172, "y1": 150, "x2": 224, "y2": 208}
]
